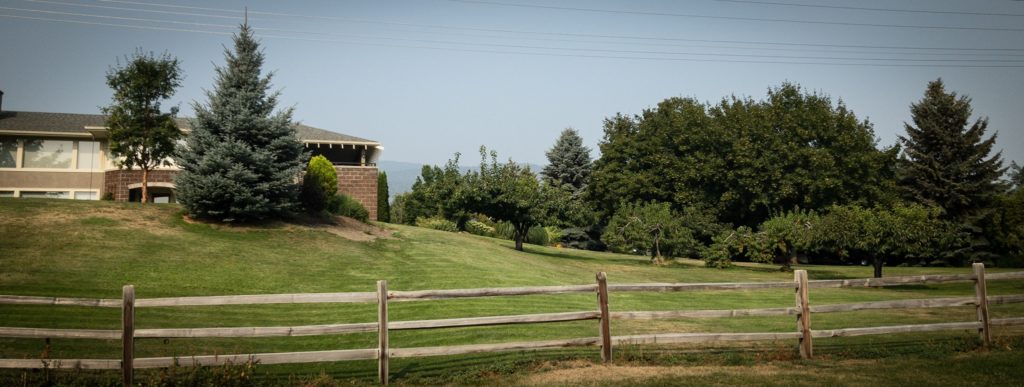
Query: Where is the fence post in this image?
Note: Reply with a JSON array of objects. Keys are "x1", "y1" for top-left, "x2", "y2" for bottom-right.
[
  {"x1": 121, "y1": 285, "x2": 135, "y2": 387},
  {"x1": 973, "y1": 263, "x2": 991, "y2": 346},
  {"x1": 794, "y1": 270, "x2": 812, "y2": 359},
  {"x1": 377, "y1": 280, "x2": 389, "y2": 385},
  {"x1": 596, "y1": 272, "x2": 612, "y2": 363}
]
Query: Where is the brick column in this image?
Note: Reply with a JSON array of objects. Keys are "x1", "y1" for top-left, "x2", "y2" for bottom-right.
[{"x1": 335, "y1": 166, "x2": 378, "y2": 220}]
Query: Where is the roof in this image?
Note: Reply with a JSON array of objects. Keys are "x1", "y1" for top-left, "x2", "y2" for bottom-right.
[{"x1": 0, "y1": 111, "x2": 378, "y2": 144}]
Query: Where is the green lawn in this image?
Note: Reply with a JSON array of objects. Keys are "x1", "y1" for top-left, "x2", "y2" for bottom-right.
[{"x1": 1, "y1": 198, "x2": 1023, "y2": 385}]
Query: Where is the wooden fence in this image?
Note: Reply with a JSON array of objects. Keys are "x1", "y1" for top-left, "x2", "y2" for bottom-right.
[{"x1": 1, "y1": 263, "x2": 1023, "y2": 385}]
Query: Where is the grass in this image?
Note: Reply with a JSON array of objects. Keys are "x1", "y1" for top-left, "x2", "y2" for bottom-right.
[{"x1": 1, "y1": 198, "x2": 1023, "y2": 385}]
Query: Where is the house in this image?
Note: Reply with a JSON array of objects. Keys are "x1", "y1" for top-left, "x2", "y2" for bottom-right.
[{"x1": 0, "y1": 94, "x2": 383, "y2": 219}]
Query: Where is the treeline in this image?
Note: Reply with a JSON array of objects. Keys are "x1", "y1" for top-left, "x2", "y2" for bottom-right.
[{"x1": 391, "y1": 81, "x2": 1022, "y2": 276}]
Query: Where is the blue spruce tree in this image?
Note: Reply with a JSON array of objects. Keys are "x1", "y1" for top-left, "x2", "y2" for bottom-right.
[{"x1": 175, "y1": 24, "x2": 306, "y2": 222}]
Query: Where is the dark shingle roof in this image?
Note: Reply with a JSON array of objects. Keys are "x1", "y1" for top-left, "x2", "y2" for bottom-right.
[{"x1": 0, "y1": 111, "x2": 378, "y2": 144}]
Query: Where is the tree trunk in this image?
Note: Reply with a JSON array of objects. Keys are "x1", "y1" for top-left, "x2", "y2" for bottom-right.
[
  {"x1": 514, "y1": 234, "x2": 524, "y2": 251},
  {"x1": 141, "y1": 168, "x2": 149, "y2": 204},
  {"x1": 873, "y1": 256, "x2": 883, "y2": 278},
  {"x1": 514, "y1": 224, "x2": 527, "y2": 251}
]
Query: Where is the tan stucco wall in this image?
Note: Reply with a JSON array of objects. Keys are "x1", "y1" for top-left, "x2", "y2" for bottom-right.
[{"x1": 0, "y1": 170, "x2": 106, "y2": 189}]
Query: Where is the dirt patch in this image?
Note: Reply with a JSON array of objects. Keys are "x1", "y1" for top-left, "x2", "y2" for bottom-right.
[
  {"x1": 516, "y1": 360, "x2": 876, "y2": 386},
  {"x1": 313, "y1": 216, "x2": 394, "y2": 242}
]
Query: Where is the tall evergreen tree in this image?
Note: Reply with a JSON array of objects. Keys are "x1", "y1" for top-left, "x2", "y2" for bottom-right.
[
  {"x1": 378, "y1": 171, "x2": 391, "y2": 222},
  {"x1": 175, "y1": 24, "x2": 305, "y2": 222},
  {"x1": 899, "y1": 79, "x2": 1005, "y2": 224},
  {"x1": 541, "y1": 128, "x2": 592, "y2": 192},
  {"x1": 102, "y1": 50, "x2": 183, "y2": 203}
]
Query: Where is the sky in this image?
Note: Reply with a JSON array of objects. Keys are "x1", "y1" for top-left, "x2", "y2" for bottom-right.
[{"x1": 1, "y1": 0, "x2": 1022, "y2": 168}]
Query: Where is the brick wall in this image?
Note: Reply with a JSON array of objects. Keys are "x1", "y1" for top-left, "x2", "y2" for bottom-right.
[
  {"x1": 336, "y1": 166, "x2": 378, "y2": 220},
  {"x1": 103, "y1": 169, "x2": 178, "y2": 201}
]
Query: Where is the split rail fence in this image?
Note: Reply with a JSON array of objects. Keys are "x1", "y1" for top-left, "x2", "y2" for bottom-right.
[{"x1": 1, "y1": 263, "x2": 1023, "y2": 385}]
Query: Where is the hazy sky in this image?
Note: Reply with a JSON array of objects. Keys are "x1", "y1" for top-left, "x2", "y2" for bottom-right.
[{"x1": 1, "y1": 0, "x2": 1022, "y2": 167}]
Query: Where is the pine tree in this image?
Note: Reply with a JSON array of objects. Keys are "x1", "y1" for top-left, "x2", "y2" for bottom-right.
[
  {"x1": 541, "y1": 128, "x2": 592, "y2": 192},
  {"x1": 899, "y1": 79, "x2": 1005, "y2": 224},
  {"x1": 175, "y1": 24, "x2": 306, "y2": 222},
  {"x1": 377, "y1": 171, "x2": 391, "y2": 222}
]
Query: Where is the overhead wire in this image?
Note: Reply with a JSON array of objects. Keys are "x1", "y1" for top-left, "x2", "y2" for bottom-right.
[
  {"x1": 445, "y1": 0, "x2": 1024, "y2": 32},
  {"x1": 86, "y1": 0, "x2": 1024, "y2": 53},
  {"x1": 4, "y1": 0, "x2": 1023, "y2": 68},
  {"x1": 714, "y1": 0, "x2": 1024, "y2": 18}
]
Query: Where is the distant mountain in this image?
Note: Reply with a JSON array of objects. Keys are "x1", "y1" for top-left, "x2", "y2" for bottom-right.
[{"x1": 377, "y1": 160, "x2": 544, "y2": 200}]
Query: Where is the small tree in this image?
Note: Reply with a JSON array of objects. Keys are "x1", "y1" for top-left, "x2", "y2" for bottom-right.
[
  {"x1": 378, "y1": 171, "x2": 391, "y2": 222},
  {"x1": 102, "y1": 50, "x2": 183, "y2": 203},
  {"x1": 602, "y1": 201, "x2": 693, "y2": 263},
  {"x1": 468, "y1": 147, "x2": 548, "y2": 251},
  {"x1": 542, "y1": 128, "x2": 592, "y2": 192},
  {"x1": 299, "y1": 155, "x2": 337, "y2": 213},
  {"x1": 175, "y1": 24, "x2": 306, "y2": 222}
]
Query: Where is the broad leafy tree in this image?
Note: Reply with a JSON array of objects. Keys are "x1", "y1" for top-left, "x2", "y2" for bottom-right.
[
  {"x1": 176, "y1": 24, "x2": 306, "y2": 222},
  {"x1": 589, "y1": 84, "x2": 898, "y2": 227},
  {"x1": 899, "y1": 79, "x2": 1006, "y2": 224},
  {"x1": 467, "y1": 147, "x2": 549, "y2": 251},
  {"x1": 399, "y1": 155, "x2": 468, "y2": 225},
  {"x1": 102, "y1": 50, "x2": 183, "y2": 203},
  {"x1": 602, "y1": 201, "x2": 696, "y2": 263},
  {"x1": 541, "y1": 128, "x2": 592, "y2": 192}
]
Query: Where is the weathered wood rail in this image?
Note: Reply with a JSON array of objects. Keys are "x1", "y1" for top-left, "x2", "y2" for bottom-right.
[{"x1": 1, "y1": 263, "x2": 1022, "y2": 386}]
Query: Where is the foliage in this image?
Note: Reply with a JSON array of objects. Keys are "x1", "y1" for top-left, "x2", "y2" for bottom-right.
[
  {"x1": 899, "y1": 79, "x2": 1006, "y2": 224},
  {"x1": 981, "y1": 189, "x2": 1024, "y2": 266},
  {"x1": 589, "y1": 83, "x2": 898, "y2": 227},
  {"x1": 602, "y1": 201, "x2": 697, "y2": 263},
  {"x1": 400, "y1": 155, "x2": 469, "y2": 226},
  {"x1": 465, "y1": 147, "x2": 550, "y2": 251},
  {"x1": 299, "y1": 155, "x2": 337, "y2": 213},
  {"x1": 541, "y1": 128, "x2": 593, "y2": 192},
  {"x1": 175, "y1": 24, "x2": 306, "y2": 222},
  {"x1": 812, "y1": 204, "x2": 954, "y2": 277},
  {"x1": 757, "y1": 209, "x2": 819, "y2": 269},
  {"x1": 390, "y1": 192, "x2": 409, "y2": 224},
  {"x1": 415, "y1": 216, "x2": 458, "y2": 232},
  {"x1": 544, "y1": 225, "x2": 563, "y2": 245},
  {"x1": 102, "y1": 49, "x2": 183, "y2": 203},
  {"x1": 326, "y1": 194, "x2": 369, "y2": 222},
  {"x1": 494, "y1": 221, "x2": 515, "y2": 240},
  {"x1": 464, "y1": 219, "x2": 496, "y2": 237},
  {"x1": 526, "y1": 226, "x2": 550, "y2": 246},
  {"x1": 543, "y1": 182, "x2": 597, "y2": 229},
  {"x1": 378, "y1": 171, "x2": 391, "y2": 222},
  {"x1": 1008, "y1": 162, "x2": 1024, "y2": 193},
  {"x1": 560, "y1": 227, "x2": 605, "y2": 251}
]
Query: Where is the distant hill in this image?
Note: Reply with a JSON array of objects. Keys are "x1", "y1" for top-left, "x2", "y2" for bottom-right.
[{"x1": 377, "y1": 160, "x2": 544, "y2": 200}]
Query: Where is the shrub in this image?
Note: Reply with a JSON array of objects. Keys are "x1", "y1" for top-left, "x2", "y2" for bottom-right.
[
  {"x1": 527, "y1": 226, "x2": 550, "y2": 246},
  {"x1": 465, "y1": 219, "x2": 496, "y2": 237},
  {"x1": 416, "y1": 216, "x2": 458, "y2": 232},
  {"x1": 494, "y1": 221, "x2": 515, "y2": 240},
  {"x1": 327, "y1": 194, "x2": 368, "y2": 222},
  {"x1": 300, "y1": 156, "x2": 338, "y2": 214},
  {"x1": 544, "y1": 226, "x2": 563, "y2": 245}
]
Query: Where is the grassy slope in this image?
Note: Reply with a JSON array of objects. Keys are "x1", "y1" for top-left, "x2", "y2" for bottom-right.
[{"x1": 1, "y1": 199, "x2": 1023, "y2": 385}]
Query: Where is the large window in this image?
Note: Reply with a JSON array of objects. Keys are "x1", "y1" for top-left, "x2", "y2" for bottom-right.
[
  {"x1": 23, "y1": 139, "x2": 73, "y2": 169},
  {"x1": 0, "y1": 191, "x2": 14, "y2": 198},
  {"x1": 20, "y1": 191, "x2": 69, "y2": 199},
  {"x1": 74, "y1": 191, "x2": 98, "y2": 200},
  {"x1": 77, "y1": 141, "x2": 100, "y2": 170},
  {"x1": 0, "y1": 139, "x2": 16, "y2": 168}
]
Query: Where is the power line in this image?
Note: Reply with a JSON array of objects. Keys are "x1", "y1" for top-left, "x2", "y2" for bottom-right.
[
  {"x1": 715, "y1": 0, "x2": 1024, "y2": 18},
  {"x1": 26, "y1": 0, "x2": 243, "y2": 20},
  {"x1": 446, "y1": 0, "x2": 1024, "y2": 32},
  {"x1": 93, "y1": 0, "x2": 1024, "y2": 53},
  {"x1": 0, "y1": 5, "x2": 236, "y2": 29},
  {"x1": 5, "y1": 12, "x2": 1024, "y2": 68}
]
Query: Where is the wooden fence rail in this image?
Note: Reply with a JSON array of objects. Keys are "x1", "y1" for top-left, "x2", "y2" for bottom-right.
[{"x1": 1, "y1": 264, "x2": 1022, "y2": 386}]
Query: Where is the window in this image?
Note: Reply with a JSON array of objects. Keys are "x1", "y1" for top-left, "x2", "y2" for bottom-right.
[
  {"x1": 0, "y1": 191, "x2": 14, "y2": 198},
  {"x1": 74, "y1": 191, "x2": 98, "y2": 200},
  {"x1": 20, "y1": 191, "x2": 69, "y2": 199},
  {"x1": 22, "y1": 139, "x2": 72, "y2": 169},
  {"x1": 77, "y1": 141, "x2": 100, "y2": 170},
  {"x1": 0, "y1": 139, "x2": 16, "y2": 168}
]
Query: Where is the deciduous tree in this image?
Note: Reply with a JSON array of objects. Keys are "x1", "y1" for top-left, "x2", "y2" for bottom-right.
[{"x1": 102, "y1": 50, "x2": 183, "y2": 203}]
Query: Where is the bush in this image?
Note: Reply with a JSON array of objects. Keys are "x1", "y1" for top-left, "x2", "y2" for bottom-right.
[
  {"x1": 416, "y1": 216, "x2": 458, "y2": 232},
  {"x1": 494, "y1": 221, "x2": 515, "y2": 240},
  {"x1": 465, "y1": 219, "x2": 495, "y2": 237},
  {"x1": 327, "y1": 194, "x2": 368, "y2": 222},
  {"x1": 526, "y1": 226, "x2": 550, "y2": 246},
  {"x1": 544, "y1": 226, "x2": 563, "y2": 245},
  {"x1": 300, "y1": 156, "x2": 338, "y2": 214}
]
